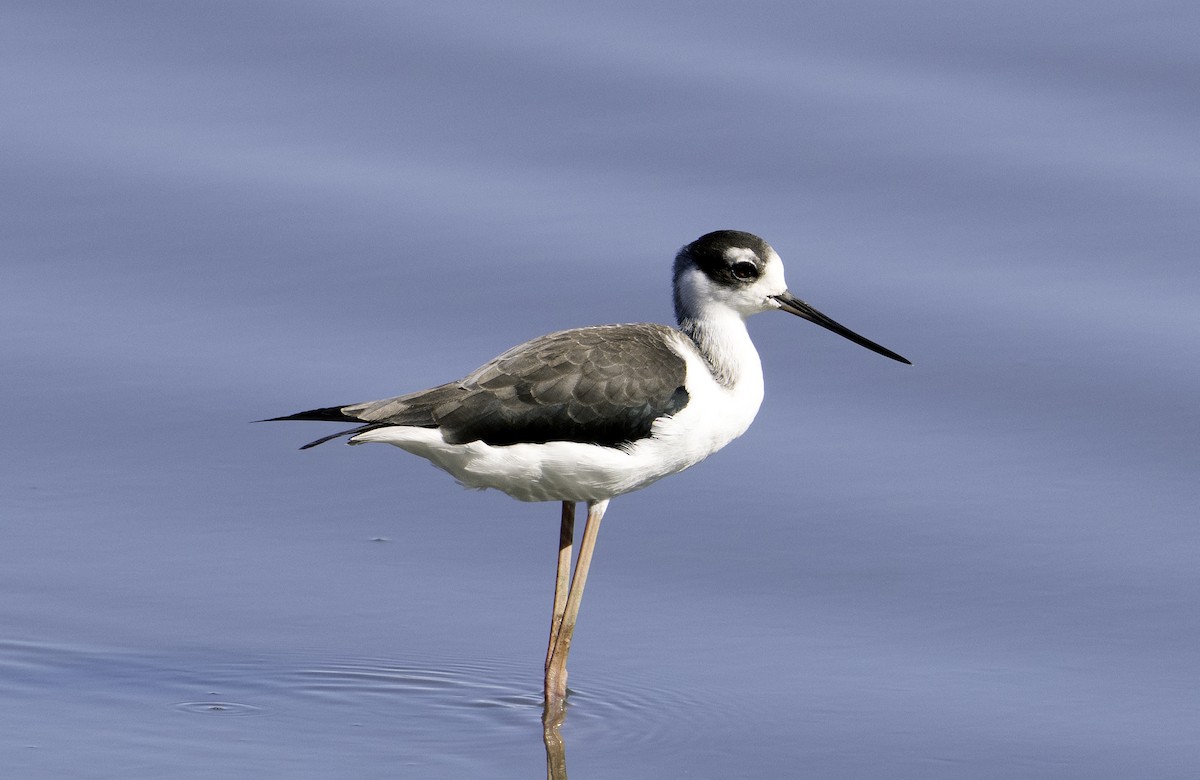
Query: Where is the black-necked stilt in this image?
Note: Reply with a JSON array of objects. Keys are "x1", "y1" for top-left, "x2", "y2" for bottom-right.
[{"x1": 269, "y1": 230, "x2": 910, "y2": 715}]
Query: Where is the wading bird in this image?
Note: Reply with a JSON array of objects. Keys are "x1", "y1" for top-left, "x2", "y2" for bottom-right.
[{"x1": 269, "y1": 230, "x2": 910, "y2": 716}]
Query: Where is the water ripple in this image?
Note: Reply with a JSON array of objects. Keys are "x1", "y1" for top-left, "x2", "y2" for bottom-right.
[
  {"x1": 0, "y1": 638, "x2": 727, "y2": 747},
  {"x1": 171, "y1": 700, "x2": 265, "y2": 716}
]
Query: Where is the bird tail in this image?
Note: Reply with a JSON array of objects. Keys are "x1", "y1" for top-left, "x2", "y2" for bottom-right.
[
  {"x1": 260, "y1": 406, "x2": 390, "y2": 449},
  {"x1": 262, "y1": 406, "x2": 360, "y2": 423}
]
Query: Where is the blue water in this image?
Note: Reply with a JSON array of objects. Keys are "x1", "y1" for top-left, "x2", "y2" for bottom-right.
[{"x1": 3, "y1": 1, "x2": 1198, "y2": 777}]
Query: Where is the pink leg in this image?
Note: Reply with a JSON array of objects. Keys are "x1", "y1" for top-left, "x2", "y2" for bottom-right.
[
  {"x1": 545, "y1": 501, "x2": 575, "y2": 671},
  {"x1": 544, "y1": 499, "x2": 608, "y2": 715}
]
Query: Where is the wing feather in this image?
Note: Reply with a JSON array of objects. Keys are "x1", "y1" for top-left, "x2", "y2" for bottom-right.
[{"x1": 293, "y1": 324, "x2": 691, "y2": 448}]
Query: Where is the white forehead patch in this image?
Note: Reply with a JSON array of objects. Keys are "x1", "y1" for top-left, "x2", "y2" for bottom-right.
[
  {"x1": 722, "y1": 246, "x2": 760, "y2": 264},
  {"x1": 760, "y1": 249, "x2": 788, "y2": 294}
]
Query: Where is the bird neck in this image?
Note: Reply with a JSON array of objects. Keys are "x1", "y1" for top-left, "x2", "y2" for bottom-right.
[{"x1": 676, "y1": 307, "x2": 762, "y2": 389}]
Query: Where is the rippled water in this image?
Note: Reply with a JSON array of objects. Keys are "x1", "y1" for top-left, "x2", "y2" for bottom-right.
[
  {"x1": 1, "y1": 638, "x2": 743, "y2": 778},
  {"x1": 3, "y1": 1, "x2": 1198, "y2": 778}
]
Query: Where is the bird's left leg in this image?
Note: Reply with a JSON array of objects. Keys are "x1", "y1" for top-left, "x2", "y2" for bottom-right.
[{"x1": 544, "y1": 498, "x2": 608, "y2": 713}]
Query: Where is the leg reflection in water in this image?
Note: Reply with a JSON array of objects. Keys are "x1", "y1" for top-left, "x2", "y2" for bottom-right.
[{"x1": 542, "y1": 705, "x2": 568, "y2": 780}]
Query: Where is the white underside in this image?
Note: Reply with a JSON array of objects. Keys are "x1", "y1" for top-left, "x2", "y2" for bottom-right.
[{"x1": 350, "y1": 330, "x2": 765, "y2": 503}]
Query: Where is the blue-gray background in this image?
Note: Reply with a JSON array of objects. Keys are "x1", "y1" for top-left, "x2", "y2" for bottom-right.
[{"x1": 3, "y1": 1, "x2": 1197, "y2": 777}]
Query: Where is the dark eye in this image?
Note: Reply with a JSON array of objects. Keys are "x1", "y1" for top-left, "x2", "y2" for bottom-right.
[{"x1": 731, "y1": 261, "x2": 758, "y2": 281}]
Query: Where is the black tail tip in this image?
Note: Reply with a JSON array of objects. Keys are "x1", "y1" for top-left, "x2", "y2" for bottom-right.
[{"x1": 259, "y1": 406, "x2": 359, "y2": 423}]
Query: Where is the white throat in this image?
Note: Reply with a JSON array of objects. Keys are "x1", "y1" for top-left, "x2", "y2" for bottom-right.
[{"x1": 674, "y1": 268, "x2": 764, "y2": 389}]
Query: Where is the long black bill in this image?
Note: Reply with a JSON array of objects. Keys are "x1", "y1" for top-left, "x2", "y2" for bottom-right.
[{"x1": 772, "y1": 291, "x2": 911, "y2": 365}]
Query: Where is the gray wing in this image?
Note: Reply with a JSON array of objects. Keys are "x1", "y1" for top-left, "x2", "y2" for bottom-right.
[{"x1": 277, "y1": 324, "x2": 690, "y2": 448}]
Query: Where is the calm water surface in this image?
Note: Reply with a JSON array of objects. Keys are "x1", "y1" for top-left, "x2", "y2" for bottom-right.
[{"x1": 3, "y1": 1, "x2": 1198, "y2": 777}]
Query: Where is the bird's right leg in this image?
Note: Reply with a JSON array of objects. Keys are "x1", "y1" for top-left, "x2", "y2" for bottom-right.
[
  {"x1": 545, "y1": 501, "x2": 575, "y2": 672},
  {"x1": 544, "y1": 498, "x2": 607, "y2": 715}
]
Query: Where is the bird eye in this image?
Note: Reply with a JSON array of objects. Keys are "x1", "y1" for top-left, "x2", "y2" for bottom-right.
[{"x1": 731, "y1": 261, "x2": 758, "y2": 281}]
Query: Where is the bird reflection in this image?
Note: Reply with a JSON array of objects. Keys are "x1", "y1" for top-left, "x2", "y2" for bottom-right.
[{"x1": 542, "y1": 704, "x2": 568, "y2": 780}]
